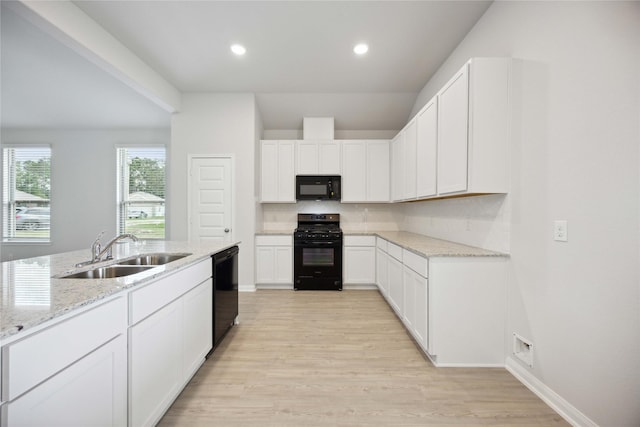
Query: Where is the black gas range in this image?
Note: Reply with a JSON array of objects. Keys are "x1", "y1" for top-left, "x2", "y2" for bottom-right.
[{"x1": 294, "y1": 214, "x2": 343, "y2": 291}]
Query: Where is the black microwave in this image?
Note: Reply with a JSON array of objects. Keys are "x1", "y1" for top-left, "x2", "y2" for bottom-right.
[{"x1": 296, "y1": 175, "x2": 341, "y2": 201}]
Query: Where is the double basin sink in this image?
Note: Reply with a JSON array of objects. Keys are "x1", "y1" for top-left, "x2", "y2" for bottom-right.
[{"x1": 61, "y1": 253, "x2": 191, "y2": 279}]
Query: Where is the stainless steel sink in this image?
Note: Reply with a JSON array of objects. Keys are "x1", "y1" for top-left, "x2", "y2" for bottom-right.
[
  {"x1": 117, "y1": 253, "x2": 191, "y2": 266},
  {"x1": 61, "y1": 265, "x2": 155, "y2": 279}
]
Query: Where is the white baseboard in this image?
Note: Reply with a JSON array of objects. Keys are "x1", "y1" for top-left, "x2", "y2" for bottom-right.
[
  {"x1": 239, "y1": 284, "x2": 257, "y2": 292},
  {"x1": 505, "y1": 357, "x2": 599, "y2": 427}
]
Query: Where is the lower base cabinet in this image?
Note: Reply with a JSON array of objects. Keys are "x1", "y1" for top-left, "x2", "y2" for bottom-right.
[
  {"x1": 343, "y1": 236, "x2": 376, "y2": 286},
  {"x1": 376, "y1": 237, "x2": 506, "y2": 367},
  {"x1": 3, "y1": 336, "x2": 127, "y2": 427},
  {"x1": 129, "y1": 275, "x2": 213, "y2": 427},
  {"x1": 255, "y1": 235, "x2": 293, "y2": 287}
]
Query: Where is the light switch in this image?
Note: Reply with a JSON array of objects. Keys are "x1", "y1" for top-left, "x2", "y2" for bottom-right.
[{"x1": 554, "y1": 220, "x2": 568, "y2": 242}]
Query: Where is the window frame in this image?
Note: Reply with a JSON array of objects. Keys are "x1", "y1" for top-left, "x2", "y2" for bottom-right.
[
  {"x1": 2, "y1": 145, "x2": 52, "y2": 244},
  {"x1": 116, "y1": 145, "x2": 167, "y2": 240}
]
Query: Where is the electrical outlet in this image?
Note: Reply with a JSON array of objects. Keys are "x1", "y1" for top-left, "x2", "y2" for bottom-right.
[{"x1": 553, "y1": 220, "x2": 568, "y2": 242}]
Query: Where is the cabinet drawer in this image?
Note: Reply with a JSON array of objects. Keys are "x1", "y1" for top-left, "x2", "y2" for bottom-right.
[
  {"x1": 376, "y1": 237, "x2": 388, "y2": 251},
  {"x1": 255, "y1": 235, "x2": 293, "y2": 246},
  {"x1": 344, "y1": 235, "x2": 376, "y2": 246},
  {"x1": 403, "y1": 249, "x2": 428, "y2": 277},
  {"x1": 129, "y1": 258, "x2": 212, "y2": 325},
  {"x1": 387, "y1": 242, "x2": 403, "y2": 261},
  {"x1": 2, "y1": 297, "x2": 126, "y2": 401}
]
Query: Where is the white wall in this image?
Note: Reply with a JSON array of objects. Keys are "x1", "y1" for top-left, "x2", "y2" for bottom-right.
[
  {"x1": 170, "y1": 93, "x2": 257, "y2": 291},
  {"x1": 407, "y1": 2, "x2": 640, "y2": 426},
  {"x1": 0, "y1": 128, "x2": 170, "y2": 261}
]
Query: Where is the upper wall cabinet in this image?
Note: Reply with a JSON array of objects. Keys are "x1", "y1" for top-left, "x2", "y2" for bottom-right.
[
  {"x1": 415, "y1": 97, "x2": 438, "y2": 199},
  {"x1": 261, "y1": 140, "x2": 296, "y2": 203},
  {"x1": 296, "y1": 140, "x2": 341, "y2": 175},
  {"x1": 392, "y1": 57, "x2": 511, "y2": 202},
  {"x1": 342, "y1": 140, "x2": 390, "y2": 203},
  {"x1": 437, "y1": 57, "x2": 511, "y2": 196}
]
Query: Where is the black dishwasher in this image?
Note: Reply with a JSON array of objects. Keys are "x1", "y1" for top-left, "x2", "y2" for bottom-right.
[{"x1": 210, "y1": 246, "x2": 239, "y2": 354}]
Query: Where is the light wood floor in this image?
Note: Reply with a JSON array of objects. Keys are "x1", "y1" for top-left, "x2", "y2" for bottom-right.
[{"x1": 159, "y1": 290, "x2": 568, "y2": 426}]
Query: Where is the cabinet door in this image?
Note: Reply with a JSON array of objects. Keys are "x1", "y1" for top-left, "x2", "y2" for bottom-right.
[
  {"x1": 261, "y1": 141, "x2": 295, "y2": 202},
  {"x1": 416, "y1": 98, "x2": 438, "y2": 198},
  {"x1": 130, "y1": 299, "x2": 183, "y2": 427},
  {"x1": 376, "y1": 248, "x2": 389, "y2": 297},
  {"x1": 278, "y1": 141, "x2": 296, "y2": 201},
  {"x1": 344, "y1": 246, "x2": 376, "y2": 284},
  {"x1": 403, "y1": 120, "x2": 417, "y2": 200},
  {"x1": 4, "y1": 336, "x2": 127, "y2": 427},
  {"x1": 296, "y1": 141, "x2": 318, "y2": 174},
  {"x1": 414, "y1": 274, "x2": 428, "y2": 350},
  {"x1": 390, "y1": 133, "x2": 404, "y2": 201},
  {"x1": 403, "y1": 266, "x2": 416, "y2": 331},
  {"x1": 438, "y1": 63, "x2": 469, "y2": 195},
  {"x1": 318, "y1": 141, "x2": 341, "y2": 174},
  {"x1": 387, "y1": 256, "x2": 403, "y2": 315},
  {"x1": 183, "y1": 279, "x2": 213, "y2": 378},
  {"x1": 255, "y1": 246, "x2": 276, "y2": 283},
  {"x1": 274, "y1": 246, "x2": 293, "y2": 283},
  {"x1": 261, "y1": 141, "x2": 279, "y2": 202},
  {"x1": 341, "y1": 141, "x2": 367, "y2": 202},
  {"x1": 367, "y1": 140, "x2": 390, "y2": 202}
]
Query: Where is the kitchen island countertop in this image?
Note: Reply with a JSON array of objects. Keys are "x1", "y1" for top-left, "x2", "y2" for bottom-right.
[{"x1": 0, "y1": 240, "x2": 239, "y2": 340}]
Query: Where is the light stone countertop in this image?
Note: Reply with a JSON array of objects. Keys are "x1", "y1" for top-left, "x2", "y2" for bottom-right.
[
  {"x1": 369, "y1": 231, "x2": 507, "y2": 258},
  {"x1": 258, "y1": 229, "x2": 507, "y2": 258},
  {"x1": 0, "y1": 240, "x2": 239, "y2": 340}
]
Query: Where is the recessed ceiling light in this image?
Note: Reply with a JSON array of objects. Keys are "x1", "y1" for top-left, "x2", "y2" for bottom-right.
[
  {"x1": 230, "y1": 44, "x2": 246, "y2": 56},
  {"x1": 353, "y1": 43, "x2": 369, "y2": 55}
]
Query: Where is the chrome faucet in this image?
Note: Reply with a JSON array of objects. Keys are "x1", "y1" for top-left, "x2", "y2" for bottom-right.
[
  {"x1": 75, "y1": 232, "x2": 138, "y2": 267},
  {"x1": 97, "y1": 233, "x2": 139, "y2": 261}
]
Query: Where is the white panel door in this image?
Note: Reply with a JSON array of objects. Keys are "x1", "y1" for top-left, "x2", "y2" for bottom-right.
[{"x1": 189, "y1": 157, "x2": 232, "y2": 243}]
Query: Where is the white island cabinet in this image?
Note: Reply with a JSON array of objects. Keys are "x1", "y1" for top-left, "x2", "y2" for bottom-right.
[
  {"x1": 1, "y1": 297, "x2": 128, "y2": 427},
  {"x1": 1, "y1": 241, "x2": 237, "y2": 427},
  {"x1": 129, "y1": 258, "x2": 212, "y2": 427}
]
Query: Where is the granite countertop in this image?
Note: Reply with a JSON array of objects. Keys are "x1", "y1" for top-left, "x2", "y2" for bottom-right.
[
  {"x1": 371, "y1": 231, "x2": 507, "y2": 258},
  {"x1": 258, "y1": 229, "x2": 507, "y2": 257},
  {"x1": 0, "y1": 240, "x2": 239, "y2": 340}
]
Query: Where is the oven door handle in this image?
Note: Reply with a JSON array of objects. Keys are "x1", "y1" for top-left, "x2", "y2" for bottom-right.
[{"x1": 295, "y1": 241, "x2": 340, "y2": 246}]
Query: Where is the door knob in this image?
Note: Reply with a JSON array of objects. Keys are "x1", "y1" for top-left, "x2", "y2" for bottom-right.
[{"x1": 224, "y1": 228, "x2": 230, "y2": 233}]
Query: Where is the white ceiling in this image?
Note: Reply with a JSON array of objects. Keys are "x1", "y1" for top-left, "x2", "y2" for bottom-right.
[{"x1": 1, "y1": 1, "x2": 492, "y2": 131}]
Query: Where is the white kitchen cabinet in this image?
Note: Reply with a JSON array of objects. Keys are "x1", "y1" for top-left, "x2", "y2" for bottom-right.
[
  {"x1": 255, "y1": 235, "x2": 293, "y2": 287},
  {"x1": 402, "y1": 250, "x2": 428, "y2": 350},
  {"x1": 402, "y1": 119, "x2": 417, "y2": 200},
  {"x1": 343, "y1": 235, "x2": 376, "y2": 286},
  {"x1": 182, "y1": 279, "x2": 213, "y2": 378},
  {"x1": 437, "y1": 58, "x2": 511, "y2": 196},
  {"x1": 427, "y1": 257, "x2": 506, "y2": 366},
  {"x1": 1, "y1": 297, "x2": 127, "y2": 427},
  {"x1": 390, "y1": 133, "x2": 403, "y2": 202},
  {"x1": 296, "y1": 140, "x2": 341, "y2": 175},
  {"x1": 130, "y1": 297, "x2": 183, "y2": 427},
  {"x1": 129, "y1": 258, "x2": 213, "y2": 427},
  {"x1": 341, "y1": 140, "x2": 390, "y2": 203},
  {"x1": 416, "y1": 97, "x2": 438, "y2": 198},
  {"x1": 376, "y1": 241, "x2": 389, "y2": 298},
  {"x1": 386, "y1": 243, "x2": 404, "y2": 316},
  {"x1": 261, "y1": 140, "x2": 295, "y2": 202},
  {"x1": 3, "y1": 336, "x2": 127, "y2": 427}
]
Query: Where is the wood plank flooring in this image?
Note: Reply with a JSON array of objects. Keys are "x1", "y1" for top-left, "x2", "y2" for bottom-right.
[{"x1": 159, "y1": 290, "x2": 568, "y2": 426}]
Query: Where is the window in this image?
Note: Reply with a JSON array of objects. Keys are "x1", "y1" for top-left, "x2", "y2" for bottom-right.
[
  {"x1": 2, "y1": 146, "x2": 51, "y2": 242},
  {"x1": 117, "y1": 147, "x2": 166, "y2": 239}
]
